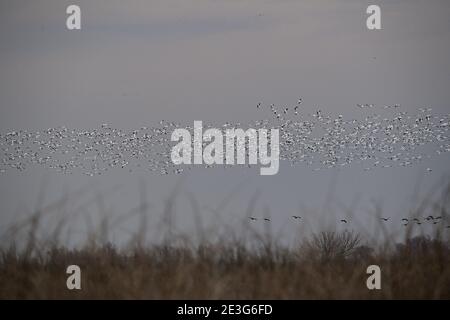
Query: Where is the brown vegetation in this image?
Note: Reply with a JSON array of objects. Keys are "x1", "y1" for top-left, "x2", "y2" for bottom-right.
[
  {"x1": 0, "y1": 230, "x2": 449, "y2": 299},
  {"x1": 1, "y1": 182, "x2": 449, "y2": 299}
]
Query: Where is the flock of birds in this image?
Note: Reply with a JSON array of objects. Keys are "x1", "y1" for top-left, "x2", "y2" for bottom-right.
[
  {"x1": 399, "y1": 215, "x2": 447, "y2": 227},
  {"x1": 246, "y1": 215, "x2": 450, "y2": 229},
  {"x1": 1, "y1": 101, "x2": 449, "y2": 230},
  {"x1": 0, "y1": 100, "x2": 449, "y2": 176},
  {"x1": 257, "y1": 100, "x2": 449, "y2": 173}
]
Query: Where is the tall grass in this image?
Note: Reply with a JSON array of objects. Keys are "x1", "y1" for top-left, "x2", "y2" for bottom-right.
[{"x1": 0, "y1": 182, "x2": 449, "y2": 299}]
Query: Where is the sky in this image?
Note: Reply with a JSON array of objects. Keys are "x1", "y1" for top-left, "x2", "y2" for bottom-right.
[{"x1": 1, "y1": 0, "x2": 450, "y2": 246}]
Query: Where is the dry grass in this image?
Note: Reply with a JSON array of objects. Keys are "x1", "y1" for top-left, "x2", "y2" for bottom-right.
[
  {"x1": 0, "y1": 231, "x2": 449, "y2": 299},
  {"x1": 1, "y1": 182, "x2": 450, "y2": 299}
]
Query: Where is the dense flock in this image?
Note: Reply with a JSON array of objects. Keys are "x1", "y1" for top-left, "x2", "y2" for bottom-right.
[{"x1": 1, "y1": 102, "x2": 449, "y2": 176}]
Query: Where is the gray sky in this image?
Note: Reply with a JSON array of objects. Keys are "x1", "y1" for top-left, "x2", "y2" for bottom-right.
[{"x1": 1, "y1": 0, "x2": 450, "y2": 245}]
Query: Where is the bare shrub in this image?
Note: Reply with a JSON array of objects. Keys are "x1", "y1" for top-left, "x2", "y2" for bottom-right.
[{"x1": 304, "y1": 230, "x2": 362, "y2": 262}]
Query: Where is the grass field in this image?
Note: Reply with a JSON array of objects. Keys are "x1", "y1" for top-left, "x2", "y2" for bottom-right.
[
  {"x1": 1, "y1": 184, "x2": 449, "y2": 299},
  {"x1": 0, "y1": 230, "x2": 449, "y2": 299}
]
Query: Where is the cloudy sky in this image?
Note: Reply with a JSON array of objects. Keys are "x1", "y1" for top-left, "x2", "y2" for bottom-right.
[{"x1": 1, "y1": 0, "x2": 450, "y2": 244}]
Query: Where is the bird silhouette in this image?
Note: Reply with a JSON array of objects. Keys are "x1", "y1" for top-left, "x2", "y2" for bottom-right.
[
  {"x1": 401, "y1": 218, "x2": 409, "y2": 222},
  {"x1": 340, "y1": 219, "x2": 348, "y2": 224},
  {"x1": 292, "y1": 215, "x2": 301, "y2": 219},
  {"x1": 381, "y1": 217, "x2": 390, "y2": 222},
  {"x1": 264, "y1": 218, "x2": 271, "y2": 222},
  {"x1": 249, "y1": 217, "x2": 257, "y2": 221}
]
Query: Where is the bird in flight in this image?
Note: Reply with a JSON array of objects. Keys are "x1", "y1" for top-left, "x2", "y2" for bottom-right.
[
  {"x1": 340, "y1": 219, "x2": 348, "y2": 224},
  {"x1": 292, "y1": 215, "x2": 301, "y2": 219},
  {"x1": 257, "y1": 102, "x2": 261, "y2": 109},
  {"x1": 401, "y1": 218, "x2": 409, "y2": 222},
  {"x1": 249, "y1": 217, "x2": 257, "y2": 221},
  {"x1": 264, "y1": 218, "x2": 271, "y2": 222},
  {"x1": 380, "y1": 217, "x2": 390, "y2": 222}
]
